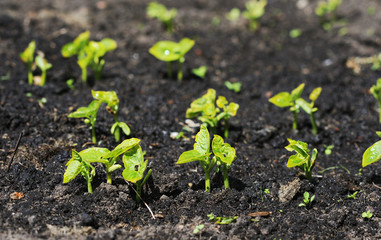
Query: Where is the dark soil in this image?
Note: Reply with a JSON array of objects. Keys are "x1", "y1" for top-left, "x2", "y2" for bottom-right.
[{"x1": 2, "y1": 0, "x2": 381, "y2": 239}]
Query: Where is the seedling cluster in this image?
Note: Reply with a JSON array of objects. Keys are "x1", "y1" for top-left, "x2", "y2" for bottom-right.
[
  {"x1": 68, "y1": 90, "x2": 130, "y2": 144},
  {"x1": 61, "y1": 31, "x2": 117, "y2": 83},
  {"x1": 20, "y1": 41, "x2": 52, "y2": 86},
  {"x1": 315, "y1": 0, "x2": 342, "y2": 31},
  {"x1": 186, "y1": 89, "x2": 239, "y2": 139}
]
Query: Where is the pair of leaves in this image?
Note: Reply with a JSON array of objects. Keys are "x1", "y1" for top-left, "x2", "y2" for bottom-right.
[
  {"x1": 147, "y1": 1, "x2": 177, "y2": 23},
  {"x1": 68, "y1": 100, "x2": 101, "y2": 123},
  {"x1": 177, "y1": 125, "x2": 236, "y2": 165},
  {"x1": 149, "y1": 38, "x2": 195, "y2": 62},
  {"x1": 61, "y1": 31, "x2": 90, "y2": 58},
  {"x1": 111, "y1": 122, "x2": 131, "y2": 136},
  {"x1": 285, "y1": 139, "x2": 310, "y2": 168},
  {"x1": 92, "y1": 90, "x2": 119, "y2": 113},
  {"x1": 269, "y1": 83, "x2": 305, "y2": 108},
  {"x1": 186, "y1": 89, "x2": 217, "y2": 119},
  {"x1": 20, "y1": 41, "x2": 36, "y2": 65},
  {"x1": 242, "y1": 0, "x2": 267, "y2": 20},
  {"x1": 216, "y1": 96, "x2": 239, "y2": 118}
]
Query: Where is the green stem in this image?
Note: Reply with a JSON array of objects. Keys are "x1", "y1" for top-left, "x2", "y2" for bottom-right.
[
  {"x1": 305, "y1": 170, "x2": 312, "y2": 182},
  {"x1": 87, "y1": 180, "x2": 93, "y2": 193},
  {"x1": 91, "y1": 123, "x2": 97, "y2": 144},
  {"x1": 292, "y1": 111, "x2": 298, "y2": 130},
  {"x1": 222, "y1": 164, "x2": 230, "y2": 189},
  {"x1": 106, "y1": 172, "x2": 112, "y2": 184},
  {"x1": 224, "y1": 118, "x2": 229, "y2": 139},
  {"x1": 177, "y1": 59, "x2": 183, "y2": 82},
  {"x1": 205, "y1": 171, "x2": 211, "y2": 192},
  {"x1": 40, "y1": 71, "x2": 46, "y2": 86},
  {"x1": 167, "y1": 62, "x2": 172, "y2": 79},
  {"x1": 310, "y1": 112, "x2": 317, "y2": 134},
  {"x1": 113, "y1": 114, "x2": 120, "y2": 142},
  {"x1": 81, "y1": 67, "x2": 87, "y2": 83},
  {"x1": 95, "y1": 69, "x2": 102, "y2": 81},
  {"x1": 249, "y1": 20, "x2": 259, "y2": 31},
  {"x1": 378, "y1": 101, "x2": 381, "y2": 123},
  {"x1": 28, "y1": 70, "x2": 34, "y2": 85}
]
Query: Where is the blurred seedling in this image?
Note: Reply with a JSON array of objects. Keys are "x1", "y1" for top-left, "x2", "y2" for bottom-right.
[
  {"x1": 208, "y1": 213, "x2": 237, "y2": 225},
  {"x1": 242, "y1": 0, "x2": 267, "y2": 31},
  {"x1": 285, "y1": 139, "x2": 318, "y2": 181},
  {"x1": 149, "y1": 38, "x2": 195, "y2": 81},
  {"x1": 362, "y1": 210, "x2": 373, "y2": 219},
  {"x1": 147, "y1": 2, "x2": 177, "y2": 33},
  {"x1": 61, "y1": 31, "x2": 117, "y2": 83},
  {"x1": 315, "y1": 0, "x2": 342, "y2": 31},
  {"x1": 225, "y1": 81, "x2": 242, "y2": 93},
  {"x1": 177, "y1": 125, "x2": 237, "y2": 192},
  {"x1": 186, "y1": 89, "x2": 239, "y2": 139},
  {"x1": 370, "y1": 78, "x2": 381, "y2": 122},
  {"x1": 226, "y1": 8, "x2": 241, "y2": 22},
  {"x1": 347, "y1": 191, "x2": 360, "y2": 199},
  {"x1": 192, "y1": 66, "x2": 208, "y2": 79},
  {"x1": 298, "y1": 192, "x2": 315, "y2": 208}
]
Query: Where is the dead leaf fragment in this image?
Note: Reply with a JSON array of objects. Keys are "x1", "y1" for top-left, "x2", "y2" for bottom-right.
[
  {"x1": 10, "y1": 192, "x2": 24, "y2": 200},
  {"x1": 248, "y1": 211, "x2": 272, "y2": 217},
  {"x1": 278, "y1": 178, "x2": 301, "y2": 203}
]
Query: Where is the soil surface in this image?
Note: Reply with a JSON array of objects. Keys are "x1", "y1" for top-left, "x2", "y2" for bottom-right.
[{"x1": 2, "y1": 0, "x2": 381, "y2": 239}]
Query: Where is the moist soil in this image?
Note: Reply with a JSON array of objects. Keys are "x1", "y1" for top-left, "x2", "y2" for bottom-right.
[{"x1": 1, "y1": 0, "x2": 381, "y2": 239}]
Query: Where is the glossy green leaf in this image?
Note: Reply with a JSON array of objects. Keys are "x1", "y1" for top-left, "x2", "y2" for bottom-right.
[
  {"x1": 63, "y1": 150, "x2": 82, "y2": 183},
  {"x1": 186, "y1": 89, "x2": 216, "y2": 118},
  {"x1": 108, "y1": 164, "x2": 122, "y2": 173},
  {"x1": 20, "y1": 41, "x2": 36, "y2": 64},
  {"x1": 61, "y1": 31, "x2": 90, "y2": 57},
  {"x1": 92, "y1": 90, "x2": 119, "y2": 112},
  {"x1": 79, "y1": 147, "x2": 110, "y2": 163},
  {"x1": 192, "y1": 66, "x2": 208, "y2": 78},
  {"x1": 269, "y1": 92, "x2": 292, "y2": 107},
  {"x1": 296, "y1": 98, "x2": 312, "y2": 114},
  {"x1": 122, "y1": 145, "x2": 146, "y2": 183},
  {"x1": 212, "y1": 135, "x2": 236, "y2": 165},
  {"x1": 287, "y1": 153, "x2": 307, "y2": 167},
  {"x1": 363, "y1": 140, "x2": 381, "y2": 167},
  {"x1": 68, "y1": 100, "x2": 101, "y2": 119},
  {"x1": 309, "y1": 87, "x2": 322, "y2": 102},
  {"x1": 100, "y1": 38, "x2": 117, "y2": 52},
  {"x1": 285, "y1": 138, "x2": 309, "y2": 159},
  {"x1": 149, "y1": 40, "x2": 181, "y2": 62},
  {"x1": 103, "y1": 138, "x2": 140, "y2": 159},
  {"x1": 177, "y1": 38, "x2": 195, "y2": 56},
  {"x1": 194, "y1": 125, "x2": 210, "y2": 155},
  {"x1": 177, "y1": 149, "x2": 211, "y2": 164},
  {"x1": 118, "y1": 122, "x2": 131, "y2": 136},
  {"x1": 291, "y1": 83, "x2": 305, "y2": 100},
  {"x1": 35, "y1": 55, "x2": 52, "y2": 71}
]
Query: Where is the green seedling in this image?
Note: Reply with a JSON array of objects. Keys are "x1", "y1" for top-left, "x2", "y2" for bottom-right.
[
  {"x1": 298, "y1": 192, "x2": 315, "y2": 208},
  {"x1": 362, "y1": 210, "x2": 373, "y2": 219},
  {"x1": 370, "y1": 78, "x2": 381, "y2": 123},
  {"x1": 63, "y1": 148, "x2": 109, "y2": 193},
  {"x1": 193, "y1": 224, "x2": 204, "y2": 234},
  {"x1": 285, "y1": 139, "x2": 318, "y2": 181},
  {"x1": 315, "y1": 0, "x2": 342, "y2": 31},
  {"x1": 35, "y1": 54, "x2": 52, "y2": 86},
  {"x1": 226, "y1": 8, "x2": 241, "y2": 22},
  {"x1": 122, "y1": 142, "x2": 152, "y2": 203},
  {"x1": 177, "y1": 125, "x2": 237, "y2": 192},
  {"x1": 61, "y1": 31, "x2": 117, "y2": 82},
  {"x1": 324, "y1": 145, "x2": 334, "y2": 155},
  {"x1": 68, "y1": 100, "x2": 101, "y2": 144},
  {"x1": 20, "y1": 41, "x2": 36, "y2": 85},
  {"x1": 264, "y1": 188, "x2": 270, "y2": 194},
  {"x1": 242, "y1": 0, "x2": 267, "y2": 31},
  {"x1": 295, "y1": 87, "x2": 322, "y2": 134},
  {"x1": 66, "y1": 79, "x2": 75, "y2": 90},
  {"x1": 92, "y1": 90, "x2": 131, "y2": 142},
  {"x1": 269, "y1": 83, "x2": 304, "y2": 130},
  {"x1": 192, "y1": 66, "x2": 208, "y2": 79},
  {"x1": 289, "y1": 28, "x2": 302, "y2": 38},
  {"x1": 362, "y1": 131, "x2": 381, "y2": 167},
  {"x1": 186, "y1": 89, "x2": 239, "y2": 139},
  {"x1": 225, "y1": 81, "x2": 242, "y2": 93},
  {"x1": 147, "y1": 2, "x2": 177, "y2": 33},
  {"x1": 347, "y1": 191, "x2": 360, "y2": 199},
  {"x1": 207, "y1": 213, "x2": 237, "y2": 225},
  {"x1": 149, "y1": 38, "x2": 195, "y2": 81},
  {"x1": 269, "y1": 84, "x2": 321, "y2": 134}
]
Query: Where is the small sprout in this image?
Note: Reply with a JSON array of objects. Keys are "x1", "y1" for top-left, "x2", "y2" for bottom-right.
[
  {"x1": 212, "y1": 16, "x2": 221, "y2": 26},
  {"x1": 315, "y1": 0, "x2": 342, "y2": 31},
  {"x1": 289, "y1": 28, "x2": 302, "y2": 38},
  {"x1": 147, "y1": 2, "x2": 177, "y2": 33},
  {"x1": 362, "y1": 131, "x2": 381, "y2": 167},
  {"x1": 122, "y1": 142, "x2": 152, "y2": 203},
  {"x1": 193, "y1": 224, "x2": 204, "y2": 234},
  {"x1": 207, "y1": 213, "x2": 237, "y2": 225},
  {"x1": 149, "y1": 38, "x2": 195, "y2": 81},
  {"x1": 285, "y1": 139, "x2": 318, "y2": 181},
  {"x1": 264, "y1": 188, "x2": 270, "y2": 194},
  {"x1": 192, "y1": 66, "x2": 208, "y2": 79},
  {"x1": 61, "y1": 31, "x2": 117, "y2": 83},
  {"x1": 20, "y1": 41, "x2": 36, "y2": 85},
  {"x1": 225, "y1": 81, "x2": 242, "y2": 93},
  {"x1": 226, "y1": 8, "x2": 241, "y2": 22},
  {"x1": 26, "y1": 92, "x2": 33, "y2": 98},
  {"x1": 35, "y1": 54, "x2": 52, "y2": 86},
  {"x1": 269, "y1": 84, "x2": 321, "y2": 134},
  {"x1": 63, "y1": 148, "x2": 109, "y2": 193},
  {"x1": 324, "y1": 145, "x2": 334, "y2": 155},
  {"x1": 242, "y1": 0, "x2": 267, "y2": 31},
  {"x1": 370, "y1": 78, "x2": 381, "y2": 123},
  {"x1": 357, "y1": 168, "x2": 363, "y2": 176},
  {"x1": 177, "y1": 125, "x2": 237, "y2": 192},
  {"x1": 66, "y1": 79, "x2": 75, "y2": 90},
  {"x1": 92, "y1": 90, "x2": 131, "y2": 142},
  {"x1": 68, "y1": 100, "x2": 101, "y2": 144},
  {"x1": 298, "y1": 192, "x2": 315, "y2": 208},
  {"x1": 347, "y1": 191, "x2": 360, "y2": 199},
  {"x1": 362, "y1": 210, "x2": 373, "y2": 219},
  {"x1": 186, "y1": 89, "x2": 239, "y2": 138}
]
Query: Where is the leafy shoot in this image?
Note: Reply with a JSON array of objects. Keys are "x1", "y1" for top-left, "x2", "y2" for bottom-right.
[
  {"x1": 315, "y1": 0, "x2": 342, "y2": 31},
  {"x1": 147, "y1": 2, "x2": 177, "y2": 33},
  {"x1": 192, "y1": 66, "x2": 208, "y2": 79},
  {"x1": 362, "y1": 210, "x2": 373, "y2": 219},
  {"x1": 298, "y1": 192, "x2": 315, "y2": 208},
  {"x1": 207, "y1": 213, "x2": 237, "y2": 225},
  {"x1": 225, "y1": 81, "x2": 242, "y2": 93},
  {"x1": 242, "y1": 0, "x2": 267, "y2": 31},
  {"x1": 20, "y1": 41, "x2": 36, "y2": 85}
]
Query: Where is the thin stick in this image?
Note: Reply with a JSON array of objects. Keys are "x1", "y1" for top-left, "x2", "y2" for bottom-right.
[
  {"x1": 7, "y1": 131, "x2": 23, "y2": 172},
  {"x1": 372, "y1": 182, "x2": 381, "y2": 190},
  {"x1": 124, "y1": 179, "x2": 156, "y2": 219}
]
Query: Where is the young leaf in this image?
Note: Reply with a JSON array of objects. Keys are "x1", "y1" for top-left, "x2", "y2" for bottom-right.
[
  {"x1": 118, "y1": 122, "x2": 131, "y2": 136},
  {"x1": 309, "y1": 87, "x2": 322, "y2": 102},
  {"x1": 122, "y1": 145, "x2": 146, "y2": 183},
  {"x1": 186, "y1": 89, "x2": 216, "y2": 118},
  {"x1": 61, "y1": 31, "x2": 90, "y2": 57},
  {"x1": 149, "y1": 41, "x2": 182, "y2": 62},
  {"x1": 177, "y1": 150, "x2": 211, "y2": 164},
  {"x1": 285, "y1": 139, "x2": 309, "y2": 159},
  {"x1": 102, "y1": 138, "x2": 141, "y2": 159},
  {"x1": 192, "y1": 66, "x2": 208, "y2": 78},
  {"x1": 92, "y1": 90, "x2": 119, "y2": 112},
  {"x1": 212, "y1": 135, "x2": 236, "y2": 165},
  {"x1": 35, "y1": 55, "x2": 52, "y2": 72},
  {"x1": 362, "y1": 140, "x2": 381, "y2": 167},
  {"x1": 79, "y1": 147, "x2": 110, "y2": 163},
  {"x1": 68, "y1": 100, "x2": 101, "y2": 119},
  {"x1": 100, "y1": 38, "x2": 117, "y2": 52},
  {"x1": 226, "y1": 102, "x2": 239, "y2": 116},
  {"x1": 177, "y1": 38, "x2": 195, "y2": 56},
  {"x1": 63, "y1": 150, "x2": 83, "y2": 183},
  {"x1": 216, "y1": 96, "x2": 228, "y2": 108},
  {"x1": 194, "y1": 125, "x2": 210, "y2": 155},
  {"x1": 269, "y1": 92, "x2": 292, "y2": 107},
  {"x1": 20, "y1": 41, "x2": 36, "y2": 64},
  {"x1": 290, "y1": 83, "x2": 305, "y2": 100},
  {"x1": 225, "y1": 81, "x2": 242, "y2": 93},
  {"x1": 295, "y1": 98, "x2": 313, "y2": 114}
]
